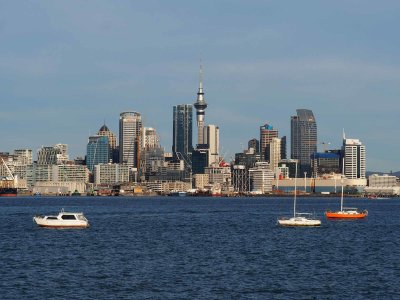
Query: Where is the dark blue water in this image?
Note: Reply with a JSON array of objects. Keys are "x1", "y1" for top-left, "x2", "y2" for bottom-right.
[{"x1": 1, "y1": 196, "x2": 400, "y2": 299}]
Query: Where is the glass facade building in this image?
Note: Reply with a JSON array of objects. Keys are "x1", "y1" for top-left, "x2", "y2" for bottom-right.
[
  {"x1": 290, "y1": 109, "x2": 317, "y2": 176},
  {"x1": 86, "y1": 135, "x2": 109, "y2": 173},
  {"x1": 172, "y1": 104, "x2": 193, "y2": 160}
]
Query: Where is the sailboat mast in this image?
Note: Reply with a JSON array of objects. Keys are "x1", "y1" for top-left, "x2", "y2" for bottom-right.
[
  {"x1": 294, "y1": 161, "x2": 297, "y2": 218},
  {"x1": 340, "y1": 157, "x2": 344, "y2": 211}
]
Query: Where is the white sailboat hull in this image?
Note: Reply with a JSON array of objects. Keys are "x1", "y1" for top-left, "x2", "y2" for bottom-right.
[{"x1": 278, "y1": 217, "x2": 321, "y2": 227}]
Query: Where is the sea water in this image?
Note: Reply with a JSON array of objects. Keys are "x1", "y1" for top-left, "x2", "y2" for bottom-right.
[{"x1": 1, "y1": 196, "x2": 400, "y2": 299}]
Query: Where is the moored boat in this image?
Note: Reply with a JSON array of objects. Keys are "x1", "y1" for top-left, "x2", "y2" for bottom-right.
[
  {"x1": 33, "y1": 209, "x2": 89, "y2": 228},
  {"x1": 325, "y1": 208, "x2": 368, "y2": 219},
  {"x1": 0, "y1": 187, "x2": 17, "y2": 197},
  {"x1": 325, "y1": 158, "x2": 367, "y2": 220},
  {"x1": 278, "y1": 162, "x2": 321, "y2": 227}
]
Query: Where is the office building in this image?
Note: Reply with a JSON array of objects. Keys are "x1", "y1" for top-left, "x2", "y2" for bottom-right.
[
  {"x1": 86, "y1": 135, "x2": 110, "y2": 173},
  {"x1": 269, "y1": 138, "x2": 281, "y2": 173},
  {"x1": 98, "y1": 123, "x2": 118, "y2": 163},
  {"x1": 203, "y1": 124, "x2": 219, "y2": 166},
  {"x1": 249, "y1": 162, "x2": 275, "y2": 194},
  {"x1": 290, "y1": 109, "x2": 317, "y2": 176},
  {"x1": 37, "y1": 144, "x2": 69, "y2": 165},
  {"x1": 248, "y1": 138, "x2": 260, "y2": 153},
  {"x1": 94, "y1": 163, "x2": 130, "y2": 185},
  {"x1": 260, "y1": 123, "x2": 278, "y2": 162},
  {"x1": 172, "y1": 104, "x2": 193, "y2": 159},
  {"x1": 119, "y1": 111, "x2": 142, "y2": 168},
  {"x1": 342, "y1": 136, "x2": 366, "y2": 179}
]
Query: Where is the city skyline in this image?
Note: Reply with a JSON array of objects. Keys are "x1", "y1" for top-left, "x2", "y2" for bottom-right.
[{"x1": 1, "y1": 1, "x2": 400, "y2": 171}]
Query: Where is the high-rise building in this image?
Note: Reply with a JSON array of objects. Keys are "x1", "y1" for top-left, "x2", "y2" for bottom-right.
[
  {"x1": 280, "y1": 136, "x2": 287, "y2": 160},
  {"x1": 172, "y1": 104, "x2": 193, "y2": 159},
  {"x1": 248, "y1": 138, "x2": 260, "y2": 153},
  {"x1": 203, "y1": 124, "x2": 219, "y2": 166},
  {"x1": 97, "y1": 123, "x2": 117, "y2": 162},
  {"x1": 86, "y1": 136, "x2": 109, "y2": 173},
  {"x1": 269, "y1": 137, "x2": 281, "y2": 172},
  {"x1": 342, "y1": 137, "x2": 366, "y2": 179},
  {"x1": 260, "y1": 124, "x2": 278, "y2": 162},
  {"x1": 119, "y1": 111, "x2": 142, "y2": 168},
  {"x1": 290, "y1": 109, "x2": 317, "y2": 176},
  {"x1": 142, "y1": 127, "x2": 160, "y2": 149},
  {"x1": 193, "y1": 65, "x2": 208, "y2": 145}
]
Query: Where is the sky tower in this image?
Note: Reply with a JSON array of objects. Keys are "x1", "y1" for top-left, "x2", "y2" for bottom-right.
[{"x1": 194, "y1": 65, "x2": 208, "y2": 145}]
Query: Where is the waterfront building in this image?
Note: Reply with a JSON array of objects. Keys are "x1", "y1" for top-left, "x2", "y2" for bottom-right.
[
  {"x1": 52, "y1": 164, "x2": 89, "y2": 182},
  {"x1": 119, "y1": 111, "x2": 142, "y2": 168},
  {"x1": 140, "y1": 146, "x2": 165, "y2": 181},
  {"x1": 364, "y1": 174, "x2": 400, "y2": 196},
  {"x1": 97, "y1": 123, "x2": 118, "y2": 163},
  {"x1": 342, "y1": 136, "x2": 366, "y2": 179},
  {"x1": 311, "y1": 152, "x2": 340, "y2": 176},
  {"x1": 86, "y1": 136, "x2": 109, "y2": 173},
  {"x1": 290, "y1": 109, "x2": 317, "y2": 176},
  {"x1": 278, "y1": 159, "x2": 299, "y2": 179},
  {"x1": 203, "y1": 124, "x2": 220, "y2": 166},
  {"x1": 193, "y1": 65, "x2": 208, "y2": 145},
  {"x1": 204, "y1": 165, "x2": 231, "y2": 186},
  {"x1": 248, "y1": 138, "x2": 260, "y2": 153},
  {"x1": 193, "y1": 174, "x2": 209, "y2": 189},
  {"x1": 37, "y1": 144, "x2": 69, "y2": 165},
  {"x1": 234, "y1": 148, "x2": 262, "y2": 170},
  {"x1": 248, "y1": 162, "x2": 275, "y2": 194},
  {"x1": 26, "y1": 164, "x2": 53, "y2": 186},
  {"x1": 14, "y1": 149, "x2": 33, "y2": 165},
  {"x1": 232, "y1": 165, "x2": 248, "y2": 192},
  {"x1": 191, "y1": 146, "x2": 209, "y2": 175},
  {"x1": 260, "y1": 123, "x2": 278, "y2": 162},
  {"x1": 172, "y1": 104, "x2": 193, "y2": 160},
  {"x1": 94, "y1": 163, "x2": 130, "y2": 185}
]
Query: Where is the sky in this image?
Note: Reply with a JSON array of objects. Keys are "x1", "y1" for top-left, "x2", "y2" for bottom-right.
[{"x1": 0, "y1": 0, "x2": 399, "y2": 172}]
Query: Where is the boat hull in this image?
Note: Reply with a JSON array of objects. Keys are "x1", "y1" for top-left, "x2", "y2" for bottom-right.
[
  {"x1": 325, "y1": 211, "x2": 367, "y2": 219},
  {"x1": 0, "y1": 187, "x2": 17, "y2": 197},
  {"x1": 278, "y1": 217, "x2": 321, "y2": 227}
]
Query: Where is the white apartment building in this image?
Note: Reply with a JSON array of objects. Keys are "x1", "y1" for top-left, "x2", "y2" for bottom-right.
[
  {"x1": 249, "y1": 162, "x2": 275, "y2": 193},
  {"x1": 269, "y1": 137, "x2": 281, "y2": 173},
  {"x1": 343, "y1": 138, "x2": 366, "y2": 179},
  {"x1": 94, "y1": 163, "x2": 130, "y2": 185},
  {"x1": 203, "y1": 124, "x2": 220, "y2": 166}
]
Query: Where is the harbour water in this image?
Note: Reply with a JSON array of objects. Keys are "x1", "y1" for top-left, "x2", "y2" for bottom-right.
[{"x1": 1, "y1": 196, "x2": 400, "y2": 299}]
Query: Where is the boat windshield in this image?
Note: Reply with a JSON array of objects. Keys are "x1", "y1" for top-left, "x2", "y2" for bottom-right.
[{"x1": 77, "y1": 215, "x2": 87, "y2": 221}]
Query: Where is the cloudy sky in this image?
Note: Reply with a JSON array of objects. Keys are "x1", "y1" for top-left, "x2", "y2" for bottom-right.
[{"x1": 1, "y1": 1, "x2": 399, "y2": 171}]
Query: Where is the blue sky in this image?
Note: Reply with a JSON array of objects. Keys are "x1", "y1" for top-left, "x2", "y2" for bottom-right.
[{"x1": 1, "y1": 1, "x2": 399, "y2": 171}]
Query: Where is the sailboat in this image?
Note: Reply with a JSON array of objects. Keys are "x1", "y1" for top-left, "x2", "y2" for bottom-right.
[
  {"x1": 278, "y1": 162, "x2": 321, "y2": 227},
  {"x1": 325, "y1": 159, "x2": 368, "y2": 219}
]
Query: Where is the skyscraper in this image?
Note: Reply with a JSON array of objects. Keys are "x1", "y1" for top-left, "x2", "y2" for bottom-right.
[
  {"x1": 172, "y1": 104, "x2": 193, "y2": 159},
  {"x1": 248, "y1": 138, "x2": 260, "y2": 153},
  {"x1": 342, "y1": 136, "x2": 366, "y2": 179},
  {"x1": 269, "y1": 137, "x2": 281, "y2": 172},
  {"x1": 203, "y1": 124, "x2": 220, "y2": 166},
  {"x1": 119, "y1": 111, "x2": 142, "y2": 168},
  {"x1": 193, "y1": 65, "x2": 208, "y2": 145},
  {"x1": 290, "y1": 109, "x2": 317, "y2": 176},
  {"x1": 97, "y1": 123, "x2": 117, "y2": 162},
  {"x1": 260, "y1": 123, "x2": 278, "y2": 162},
  {"x1": 86, "y1": 135, "x2": 109, "y2": 173}
]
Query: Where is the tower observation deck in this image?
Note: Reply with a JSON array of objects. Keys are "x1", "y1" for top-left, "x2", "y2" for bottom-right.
[{"x1": 194, "y1": 65, "x2": 208, "y2": 145}]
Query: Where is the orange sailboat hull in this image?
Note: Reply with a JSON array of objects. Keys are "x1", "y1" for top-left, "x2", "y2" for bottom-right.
[{"x1": 325, "y1": 211, "x2": 367, "y2": 219}]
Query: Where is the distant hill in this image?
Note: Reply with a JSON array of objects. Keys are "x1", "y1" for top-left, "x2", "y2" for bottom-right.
[{"x1": 366, "y1": 171, "x2": 400, "y2": 177}]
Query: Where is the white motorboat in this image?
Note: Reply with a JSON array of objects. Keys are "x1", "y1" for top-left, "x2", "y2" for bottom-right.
[
  {"x1": 278, "y1": 162, "x2": 321, "y2": 227},
  {"x1": 33, "y1": 209, "x2": 89, "y2": 228}
]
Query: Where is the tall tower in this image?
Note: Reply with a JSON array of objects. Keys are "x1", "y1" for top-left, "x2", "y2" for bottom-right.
[
  {"x1": 194, "y1": 65, "x2": 208, "y2": 145},
  {"x1": 260, "y1": 123, "x2": 278, "y2": 162},
  {"x1": 172, "y1": 104, "x2": 193, "y2": 159},
  {"x1": 86, "y1": 135, "x2": 109, "y2": 173},
  {"x1": 119, "y1": 111, "x2": 142, "y2": 168},
  {"x1": 97, "y1": 123, "x2": 117, "y2": 162},
  {"x1": 342, "y1": 135, "x2": 366, "y2": 179},
  {"x1": 290, "y1": 109, "x2": 317, "y2": 176}
]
